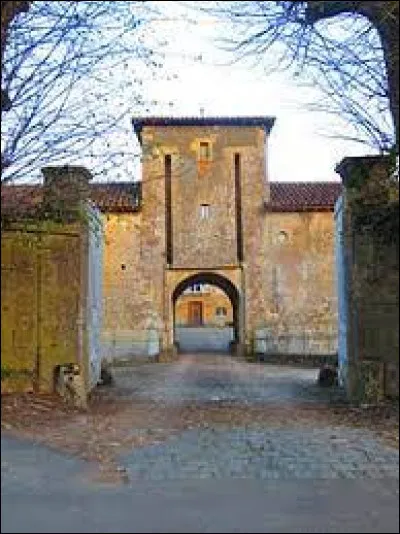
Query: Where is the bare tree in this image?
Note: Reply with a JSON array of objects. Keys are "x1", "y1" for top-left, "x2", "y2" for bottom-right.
[
  {"x1": 1, "y1": 1, "x2": 172, "y2": 183},
  {"x1": 1, "y1": 1, "x2": 30, "y2": 111},
  {"x1": 205, "y1": 1, "x2": 399, "y2": 152},
  {"x1": 1, "y1": 1, "x2": 30, "y2": 61}
]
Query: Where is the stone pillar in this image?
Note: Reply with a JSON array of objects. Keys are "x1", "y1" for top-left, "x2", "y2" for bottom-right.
[
  {"x1": 335, "y1": 155, "x2": 397, "y2": 403},
  {"x1": 41, "y1": 165, "x2": 93, "y2": 399},
  {"x1": 42, "y1": 165, "x2": 92, "y2": 220}
]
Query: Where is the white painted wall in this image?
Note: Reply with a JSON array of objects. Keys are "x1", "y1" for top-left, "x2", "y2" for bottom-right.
[
  {"x1": 86, "y1": 203, "x2": 103, "y2": 389},
  {"x1": 175, "y1": 326, "x2": 234, "y2": 352},
  {"x1": 334, "y1": 195, "x2": 348, "y2": 387}
]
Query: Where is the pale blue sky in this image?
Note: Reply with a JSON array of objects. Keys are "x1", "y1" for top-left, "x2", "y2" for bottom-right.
[
  {"x1": 133, "y1": 1, "x2": 373, "y2": 183},
  {"x1": 3, "y1": 1, "x2": 383, "y2": 185}
]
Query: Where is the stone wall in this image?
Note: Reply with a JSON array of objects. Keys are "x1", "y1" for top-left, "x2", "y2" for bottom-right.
[
  {"x1": 100, "y1": 124, "x2": 339, "y2": 361},
  {"x1": 140, "y1": 125, "x2": 267, "y2": 270},
  {"x1": 336, "y1": 155, "x2": 399, "y2": 402},
  {"x1": 1, "y1": 166, "x2": 102, "y2": 396},
  {"x1": 1, "y1": 222, "x2": 89, "y2": 393},
  {"x1": 101, "y1": 211, "x2": 160, "y2": 361},
  {"x1": 255, "y1": 210, "x2": 338, "y2": 356}
]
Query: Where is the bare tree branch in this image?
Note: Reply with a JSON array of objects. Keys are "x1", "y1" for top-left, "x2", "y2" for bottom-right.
[
  {"x1": 204, "y1": 1, "x2": 398, "y2": 152},
  {"x1": 1, "y1": 1, "x2": 174, "y2": 184}
]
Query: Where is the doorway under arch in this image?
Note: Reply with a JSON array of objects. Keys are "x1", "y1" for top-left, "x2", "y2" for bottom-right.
[{"x1": 172, "y1": 272, "x2": 241, "y2": 353}]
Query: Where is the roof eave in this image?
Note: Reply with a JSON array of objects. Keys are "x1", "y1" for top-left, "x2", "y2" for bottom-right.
[
  {"x1": 265, "y1": 203, "x2": 335, "y2": 213},
  {"x1": 131, "y1": 116, "x2": 276, "y2": 144},
  {"x1": 97, "y1": 206, "x2": 141, "y2": 214}
]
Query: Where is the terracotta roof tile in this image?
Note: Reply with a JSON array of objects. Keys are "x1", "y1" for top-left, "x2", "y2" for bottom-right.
[
  {"x1": 267, "y1": 182, "x2": 342, "y2": 211},
  {"x1": 88, "y1": 182, "x2": 141, "y2": 212},
  {"x1": 1, "y1": 180, "x2": 341, "y2": 218},
  {"x1": 1, "y1": 185, "x2": 43, "y2": 218},
  {"x1": 1, "y1": 182, "x2": 141, "y2": 217}
]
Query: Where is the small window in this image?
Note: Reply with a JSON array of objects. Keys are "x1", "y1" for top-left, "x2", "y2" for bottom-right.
[
  {"x1": 277, "y1": 230, "x2": 288, "y2": 244},
  {"x1": 216, "y1": 307, "x2": 227, "y2": 317},
  {"x1": 200, "y1": 204, "x2": 210, "y2": 219},
  {"x1": 199, "y1": 141, "x2": 211, "y2": 161}
]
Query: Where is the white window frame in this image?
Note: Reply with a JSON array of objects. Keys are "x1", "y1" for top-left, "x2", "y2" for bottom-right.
[{"x1": 200, "y1": 204, "x2": 210, "y2": 219}]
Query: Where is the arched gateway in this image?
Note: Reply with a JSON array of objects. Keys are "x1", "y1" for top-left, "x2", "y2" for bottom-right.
[
  {"x1": 92, "y1": 116, "x2": 339, "y2": 363},
  {"x1": 162, "y1": 267, "x2": 245, "y2": 358},
  {"x1": 172, "y1": 271, "x2": 241, "y2": 353}
]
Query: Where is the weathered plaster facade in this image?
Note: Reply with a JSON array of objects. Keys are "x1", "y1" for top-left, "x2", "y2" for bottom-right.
[
  {"x1": 99, "y1": 117, "x2": 340, "y2": 361},
  {"x1": 1, "y1": 118, "x2": 341, "y2": 393}
]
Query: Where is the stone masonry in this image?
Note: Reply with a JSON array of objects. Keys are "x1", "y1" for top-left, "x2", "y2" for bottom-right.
[
  {"x1": 100, "y1": 117, "x2": 341, "y2": 361},
  {"x1": 1, "y1": 118, "x2": 342, "y2": 363}
]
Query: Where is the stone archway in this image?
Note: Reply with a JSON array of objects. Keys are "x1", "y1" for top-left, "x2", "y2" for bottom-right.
[{"x1": 172, "y1": 271, "x2": 241, "y2": 353}]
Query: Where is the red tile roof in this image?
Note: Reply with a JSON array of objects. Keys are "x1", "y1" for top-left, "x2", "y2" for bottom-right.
[
  {"x1": 267, "y1": 182, "x2": 342, "y2": 211},
  {"x1": 88, "y1": 183, "x2": 141, "y2": 212},
  {"x1": 1, "y1": 182, "x2": 141, "y2": 217},
  {"x1": 1, "y1": 185, "x2": 43, "y2": 218},
  {"x1": 1, "y1": 180, "x2": 341, "y2": 218}
]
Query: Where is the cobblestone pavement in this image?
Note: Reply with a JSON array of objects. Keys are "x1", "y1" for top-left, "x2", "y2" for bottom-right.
[
  {"x1": 2, "y1": 354, "x2": 399, "y2": 532},
  {"x1": 121, "y1": 427, "x2": 399, "y2": 482},
  {"x1": 2, "y1": 433, "x2": 399, "y2": 533},
  {"x1": 107, "y1": 354, "x2": 399, "y2": 483},
  {"x1": 108, "y1": 353, "x2": 338, "y2": 404}
]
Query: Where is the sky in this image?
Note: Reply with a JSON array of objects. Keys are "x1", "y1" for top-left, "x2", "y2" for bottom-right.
[
  {"x1": 134, "y1": 1, "x2": 374, "y2": 183},
  {"x1": 2, "y1": 0, "x2": 384, "y2": 185}
]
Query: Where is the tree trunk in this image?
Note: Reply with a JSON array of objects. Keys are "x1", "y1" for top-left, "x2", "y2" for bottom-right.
[{"x1": 365, "y1": 3, "x2": 399, "y2": 152}]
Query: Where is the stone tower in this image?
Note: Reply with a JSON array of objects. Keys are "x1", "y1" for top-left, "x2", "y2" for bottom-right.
[{"x1": 132, "y1": 116, "x2": 275, "y2": 357}]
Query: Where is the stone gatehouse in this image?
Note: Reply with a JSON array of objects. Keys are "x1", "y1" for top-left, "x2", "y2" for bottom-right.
[
  {"x1": 101, "y1": 116, "x2": 341, "y2": 360},
  {"x1": 2, "y1": 116, "x2": 342, "y2": 362}
]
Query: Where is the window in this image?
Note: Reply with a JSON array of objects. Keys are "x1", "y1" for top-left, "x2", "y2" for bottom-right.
[
  {"x1": 216, "y1": 307, "x2": 227, "y2": 317},
  {"x1": 200, "y1": 204, "x2": 210, "y2": 219},
  {"x1": 301, "y1": 261, "x2": 311, "y2": 281},
  {"x1": 277, "y1": 230, "x2": 288, "y2": 244},
  {"x1": 188, "y1": 283, "x2": 202, "y2": 293},
  {"x1": 199, "y1": 141, "x2": 211, "y2": 161}
]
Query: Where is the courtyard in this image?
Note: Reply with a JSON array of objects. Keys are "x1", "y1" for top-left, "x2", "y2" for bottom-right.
[{"x1": 1, "y1": 354, "x2": 399, "y2": 532}]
